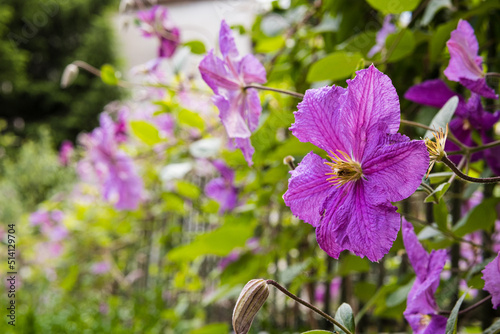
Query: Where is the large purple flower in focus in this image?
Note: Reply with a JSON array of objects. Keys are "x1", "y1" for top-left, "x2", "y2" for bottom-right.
[
  {"x1": 205, "y1": 160, "x2": 238, "y2": 214},
  {"x1": 283, "y1": 65, "x2": 429, "y2": 262},
  {"x1": 482, "y1": 252, "x2": 500, "y2": 309},
  {"x1": 137, "y1": 6, "x2": 180, "y2": 59},
  {"x1": 79, "y1": 113, "x2": 143, "y2": 210},
  {"x1": 199, "y1": 20, "x2": 267, "y2": 166},
  {"x1": 405, "y1": 79, "x2": 500, "y2": 174},
  {"x1": 402, "y1": 220, "x2": 447, "y2": 334},
  {"x1": 444, "y1": 20, "x2": 497, "y2": 99}
]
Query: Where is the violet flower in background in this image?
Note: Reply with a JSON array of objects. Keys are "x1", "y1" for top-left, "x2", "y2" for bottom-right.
[
  {"x1": 137, "y1": 5, "x2": 180, "y2": 59},
  {"x1": 79, "y1": 113, "x2": 143, "y2": 210},
  {"x1": 367, "y1": 15, "x2": 395, "y2": 58},
  {"x1": 59, "y1": 140, "x2": 74, "y2": 166},
  {"x1": 30, "y1": 209, "x2": 68, "y2": 242},
  {"x1": 482, "y1": 252, "x2": 500, "y2": 309},
  {"x1": 199, "y1": 20, "x2": 267, "y2": 166},
  {"x1": 284, "y1": 65, "x2": 429, "y2": 262},
  {"x1": 205, "y1": 159, "x2": 238, "y2": 214},
  {"x1": 402, "y1": 220, "x2": 447, "y2": 334},
  {"x1": 91, "y1": 261, "x2": 112, "y2": 275},
  {"x1": 444, "y1": 19, "x2": 497, "y2": 99},
  {"x1": 405, "y1": 79, "x2": 500, "y2": 174}
]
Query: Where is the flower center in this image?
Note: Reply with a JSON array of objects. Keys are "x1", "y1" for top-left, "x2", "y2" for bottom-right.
[
  {"x1": 419, "y1": 314, "x2": 431, "y2": 327},
  {"x1": 324, "y1": 150, "x2": 363, "y2": 187}
]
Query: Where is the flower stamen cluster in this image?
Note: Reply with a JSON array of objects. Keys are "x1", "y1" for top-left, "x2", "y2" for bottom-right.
[
  {"x1": 425, "y1": 125, "x2": 448, "y2": 177},
  {"x1": 324, "y1": 150, "x2": 363, "y2": 187}
]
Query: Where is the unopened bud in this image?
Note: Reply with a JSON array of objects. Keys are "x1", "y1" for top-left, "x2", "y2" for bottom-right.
[
  {"x1": 232, "y1": 279, "x2": 269, "y2": 334},
  {"x1": 61, "y1": 64, "x2": 79, "y2": 88},
  {"x1": 283, "y1": 155, "x2": 296, "y2": 170}
]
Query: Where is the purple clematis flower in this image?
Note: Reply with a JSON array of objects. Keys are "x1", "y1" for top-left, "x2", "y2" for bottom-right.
[
  {"x1": 137, "y1": 5, "x2": 180, "y2": 59},
  {"x1": 405, "y1": 79, "x2": 500, "y2": 174},
  {"x1": 368, "y1": 15, "x2": 396, "y2": 58},
  {"x1": 444, "y1": 20, "x2": 497, "y2": 99},
  {"x1": 403, "y1": 220, "x2": 448, "y2": 334},
  {"x1": 79, "y1": 113, "x2": 143, "y2": 210},
  {"x1": 199, "y1": 20, "x2": 267, "y2": 166},
  {"x1": 283, "y1": 65, "x2": 429, "y2": 262},
  {"x1": 205, "y1": 159, "x2": 238, "y2": 214},
  {"x1": 482, "y1": 252, "x2": 500, "y2": 309}
]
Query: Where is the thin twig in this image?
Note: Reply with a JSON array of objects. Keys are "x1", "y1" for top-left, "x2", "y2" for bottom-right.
[
  {"x1": 439, "y1": 295, "x2": 492, "y2": 315},
  {"x1": 244, "y1": 84, "x2": 305, "y2": 99},
  {"x1": 442, "y1": 156, "x2": 500, "y2": 183}
]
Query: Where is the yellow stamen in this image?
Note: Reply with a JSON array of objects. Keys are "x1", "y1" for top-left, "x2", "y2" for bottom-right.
[
  {"x1": 324, "y1": 150, "x2": 363, "y2": 187},
  {"x1": 425, "y1": 124, "x2": 449, "y2": 178}
]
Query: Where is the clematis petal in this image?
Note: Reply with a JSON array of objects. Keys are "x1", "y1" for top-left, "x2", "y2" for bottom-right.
[
  {"x1": 159, "y1": 27, "x2": 180, "y2": 58},
  {"x1": 213, "y1": 94, "x2": 251, "y2": 138},
  {"x1": 482, "y1": 252, "x2": 500, "y2": 309},
  {"x1": 291, "y1": 85, "x2": 349, "y2": 153},
  {"x1": 342, "y1": 65, "x2": 401, "y2": 160},
  {"x1": 205, "y1": 177, "x2": 238, "y2": 213},
  {"x1": 444, "y1": 20, "x2": 483, "y2": 82},
  {"x1": 212, "y1": 159, "x2": 235, "y2": 182},
  {"x1": 219, "y1": 20, "x2": 239, "y2": 59},
  {"x1": 459, "y1": 77, "x2": 498, "y2": 99},
  {"x1": 317, "y1": 180, "x2": 400, "y2": 262},
  {"x1": 362, "y1": 134, "x2": 429, "y2": 202},
  {"x1": 244, "y1": 88, "x2": 262, "y2": 132},
  {"x1": 103, "y1": 153, "x2": 143, "y2": 210},
  {"x1": 233, "y1": 137, "x2": 255, "y2": 167},
  {"x1": 404, "y1": 79, "x2": 463, "y2": 109},
  {"x1": 199, "y1": 50, "x2": 240, "y2": 93},
  {"x1": 402, "y1": 220, "x2": 430, "y2": 279},
  {"x1": 283, "y1": 152, "x2": 336, "y2": 228},
  {"x1": 240, "y1": 54, "x2": 267, "y2": 85}
]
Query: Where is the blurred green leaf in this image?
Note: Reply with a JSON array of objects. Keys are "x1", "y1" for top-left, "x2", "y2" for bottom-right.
[
  {"x1": 386, "y1": 278, "x2": 414, "y2": 307},
  {"x1": 334, "y1": 303, "x2": 355, "y2": 334},
  {"x1": 278, "y1": 259, "x2": 311, "y2": 285},
  {"x1": 255, "y1": 35, "x2": 285, "y2": 53},
  {"x1": 433, "y1": 199, "x2": 449, "y2": 231},
  {"x1": 307, "y1": 51, "x2": 363, "y2": 82},
  {"x1": 178, "y1": 109, "x2": 205, "y2": 130},
  {"x1": 425, "y1": 183, "x2": 450, "y2": 203},
  {"x1": 100, "y1": 64, "x2": 119, "y2": 85},
  {"x1": 453, "y1": 198, "x2": 499, "y2": 237},
  {"x1": 162, "y1": 193, "x2": 186, "y2": 214},
  {"x1": 129, "y1": 120, "x2": 161, "y2": 146},
  {"x1": 189, "y1": 323, "x2": 229, "y2": 334},
  {"x1": 445, "y1": 291, "x2": 467, "y2": 334},
  {"x1": 176, "y1": 180, "x2": 201, "y2": 200},
  {"x1": 430, "y1": 19, "x2": 459, "y2": 62},
  {"x1": 301, "y1": 331, "x2": 334, "y2": 334},
  {"x1": 386, "y1": 30, "x2": 416, "y2": 62},
  {"x1": 424, "y1": 96, "x2": 458, "y2": 138},
  {"x1": 484, "y1": 318, "x2": 500, "y2": 334},
  {"x1": 365, "y1": 0, "x2": 420, "y2": 14},
  {"x1": 338, "y1": 254, "x2": 370, "y2": 276},
  {"x1": 184, "y1": 40, "x2": 207, "y2": 55},
  {"x1": 421, "y1": 0, "x2": 453, "y2": 26}
]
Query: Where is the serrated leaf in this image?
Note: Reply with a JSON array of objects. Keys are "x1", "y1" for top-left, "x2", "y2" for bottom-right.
[
  {"x1": 424, "y1": 183, "x2": 450, "y2": 203},
  {"x1": 184, "y1": 40, "x2": 206, "y2": 55},
  {"x1": 424, "y1": 96, "x2": 459, "y2": 138},
  {"x1": 386, "y1": 30, "x2": 416, "y2": 62},
  {"x1": 334, "y1": 303, "x2": 355, "y2": 334},
  {"x1": 307, "y1": 51, "x2": 363, "y2": 82},
  {"x1": 445, "y1": 291, "x2": 467, "y2": 334},
  {"x1": 129, "y1": 120, "x2": 161, "y2": 146},
  {"x1": 484, "y1": 318, "x2": 500, "y2": 334},
  {"x1": 365, "y1": 0, "x2": 420, "y2": 14},
  {"x1": 452, "y1": 198, "x2": 500, "y2": 237},
  {"x1": 100, "y1": 64, "x2": 119, "y2": 85}
]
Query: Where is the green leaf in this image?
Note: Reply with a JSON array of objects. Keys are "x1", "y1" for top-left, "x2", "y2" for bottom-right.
[
  {"x1": 178, "y1": 109, "x2": 205, "y2": 130},
  {"x1": 338, "y1": 254, "x2": 370, "y2": 276},
  {"x1": 430, "y1": 20, "x2": 459, "y2": 62},
  {"x1": 365, "y1": 0, "x2": 420, "y2": 14},
  {"x1": 167, "y1": 220, "x2": 255, "y2": 261},
  {"x1": 278, "y1": 259, "x2": 311, "y2": 285},
  {"x1": 453, "y1": 198, "x2": 500, "y2": 237},
  {"x1": 424, "y1": 183, "x2": 450, "y2": 203},
  {"x1": 255, "y1": 35, "x2": 285, "y2": 53},
  {"x1": 307, "y1": 51, "x2": 363, "y2": 82},
  {"x1": 300, "y1": 331, "x2": 334, "y2": 334},
  {"x1": 386, "y1": 278, "x2": 415, "y2": 307},
  {"x1": 433, "y1": 199, "x2": 449, "y2": 231},
  {"x1": 484, "y1": 318, "x2": 500, "y2": 334},
  {"x1": 162, "y1": 193, "x2": 186, "y2": 214},
  {"x1": 421, "y1": 0, "x2": 452, "y2": 26},
  {"x1": 424, "y1": 96, "x2": 459, "y2": 139},
  {"x1": 100, "y1": 64, "x2": 119, "y2": 86},
  {"x1": 175, "y1": 180, "x2": 200, "y2": 200},
  {"x1": 129, "y1": 120, "x2": 161, "y2": 146},
  {"x1": 334, "y1": 303, "x2": 356, "y2": 334},
  {"x1": 184, "y1": 40, "x2": 206, "y2": 55},
  {"x1": 445, "y1": 291, "x2": 467, "y2": 334},
  {"x1": 386, "y1": 30, "x2": 416, "y2": 62},
  {"x1": 189, "y1": 323, "x2": 229, "y2": 334}
]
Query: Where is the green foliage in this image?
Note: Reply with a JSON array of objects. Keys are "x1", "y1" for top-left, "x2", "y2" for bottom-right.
[
  {"x1": 334, "y1": 303, "x2": 355, "y2": 334},
  {"x1": 306, "y1": 51, "x2": 363, "y2": 82}
]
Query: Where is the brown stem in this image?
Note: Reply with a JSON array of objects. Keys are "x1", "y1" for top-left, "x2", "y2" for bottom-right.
[
  {"x1": 244, "y1": 84, "x2": 304, "y2": 99},
  {"x1": 447, "y1": 139, "x2": 500, "y2": 155},
  {"x1": 439, "y1": 295, "x2": 492, "y2": 315},
  {"x1": 442, "y1": 156, "x2": 500, "y2": 183},
  {"x1": 266, "y1": 279, "x2": 354, "y2": 334}
]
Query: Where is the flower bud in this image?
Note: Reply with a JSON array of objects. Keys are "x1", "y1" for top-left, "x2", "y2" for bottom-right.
[
  {"x1": 232, "y1": 279, "x2": 269, "y2": 334},
  {"x1": 60, "y1": 64, "x2": 79, "y2": 88}
]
